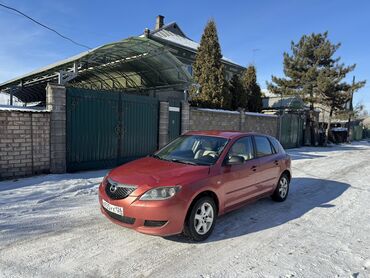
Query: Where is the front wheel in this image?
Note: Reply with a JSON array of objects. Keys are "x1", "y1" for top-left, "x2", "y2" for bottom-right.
[
  {"x1": 272, "y1": 173, "x2": 290, "y2": 202},
  {"x1": 184, "y1": 196, "x2": 216, "y2": 241}
]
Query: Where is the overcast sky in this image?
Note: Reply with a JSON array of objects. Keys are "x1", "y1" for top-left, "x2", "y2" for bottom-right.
[{"x1": 0, "y1": 0, "x2": 369, "y2": 110}]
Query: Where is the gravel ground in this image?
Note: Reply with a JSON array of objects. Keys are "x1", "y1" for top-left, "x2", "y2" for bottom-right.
[{"x1": 0, "y1": 142, "x2": 369, "y2": 278}]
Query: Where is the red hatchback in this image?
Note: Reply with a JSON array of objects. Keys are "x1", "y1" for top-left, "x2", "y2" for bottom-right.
[{"x1": 99, "y1": 131, "x2": 291, "y2": 241}]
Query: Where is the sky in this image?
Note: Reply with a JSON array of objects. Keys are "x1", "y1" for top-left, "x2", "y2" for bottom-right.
[{"x1": 0, "y1": 0, "x2": 369, "y2": 110}]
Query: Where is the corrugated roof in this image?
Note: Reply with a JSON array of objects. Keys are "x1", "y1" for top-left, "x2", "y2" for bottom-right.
[{"x1": 0, "y1": 37, "x2": 192, "y2": 102}]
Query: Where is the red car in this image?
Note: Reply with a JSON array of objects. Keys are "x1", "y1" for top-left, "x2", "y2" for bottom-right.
[{"x1": 99, "y1": 131, "x2": 291, "y2": 241}]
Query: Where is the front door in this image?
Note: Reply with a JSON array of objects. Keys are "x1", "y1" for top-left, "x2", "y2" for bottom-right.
[{"x1": 220, "y1": 136, "x2": 260, "y2": 210}]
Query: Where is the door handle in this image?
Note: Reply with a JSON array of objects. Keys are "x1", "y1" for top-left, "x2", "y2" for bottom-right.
[
  {"x1": 274, "y1": 160, "x2": 279, "y2": 166},
  {"x1": 251, "y1": 165, "x2": 257, "y2": 171}
]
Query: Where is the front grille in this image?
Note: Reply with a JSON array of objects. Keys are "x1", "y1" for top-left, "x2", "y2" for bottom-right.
[
  {"x1": 103, "y1": 207, "x2": 136, "y2": 225},
  {"x1": 105, "y1": 179, "x2": 136, "y2": 200},
  {"x1": 144, "y1": 220, "x2": 168, "y2": 227}
]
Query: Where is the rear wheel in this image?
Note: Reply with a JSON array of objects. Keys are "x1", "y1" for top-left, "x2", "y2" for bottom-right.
[
  {"x1": 272, "y1": 173, "x2": 290, "y2": 202},
  {"x1": 184, "y1": 196, "x2": 216, "y2": 241}
]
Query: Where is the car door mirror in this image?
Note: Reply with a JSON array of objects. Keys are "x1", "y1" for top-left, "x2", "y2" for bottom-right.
[{"x1": 225, "y1": 155, "x2": 245, "y2": 165}]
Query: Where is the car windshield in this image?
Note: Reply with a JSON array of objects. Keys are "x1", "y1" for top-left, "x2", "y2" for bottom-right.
[{"x1": 152, "y1": 135, "x2": 229, "y2": 166}]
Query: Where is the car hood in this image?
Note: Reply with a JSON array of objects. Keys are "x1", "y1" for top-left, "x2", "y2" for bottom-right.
[{"x1": 108, "y1": 157, "x2": 210, "y2": 196}]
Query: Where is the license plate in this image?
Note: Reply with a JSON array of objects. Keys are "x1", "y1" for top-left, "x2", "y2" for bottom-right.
[{"x1": 102, "y1": 199, "x2": 123, "y2": 216}]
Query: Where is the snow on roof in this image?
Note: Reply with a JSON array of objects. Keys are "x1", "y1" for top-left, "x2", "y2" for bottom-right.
[
  {"x1": 0, "y1": 105, "x2": 48, "y2": 112},
  {"x1": 150, "y1": 22, "x2": 241, "y2": 66},
  {"x1": 194, "y1": 107, "x2": 278, "y2": 118}
]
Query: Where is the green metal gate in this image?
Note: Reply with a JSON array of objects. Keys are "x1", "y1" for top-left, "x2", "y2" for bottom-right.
[
  {"x1": 280, "y1": 113, "x2": 304, "y2": 149},
  {"x1": 119, "y1": 94, "x2": 159, "y2": 164},
  {"x1": 168, "y1": 99, "x2": 181, "y2": 142},
  {"x1": 66, "y1": 88, "x2": 159, "y2": 172}
]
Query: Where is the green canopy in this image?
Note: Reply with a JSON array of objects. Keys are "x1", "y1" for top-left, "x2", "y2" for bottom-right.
[{"x1": 0, "y1": 37, "x2": 192, "y2": 103}]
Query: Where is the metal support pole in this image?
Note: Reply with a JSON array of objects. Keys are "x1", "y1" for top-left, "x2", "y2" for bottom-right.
[
  {"x1": 9, "y1": 89, "x2": 13, "y2": 105},
  {"x1": 347, "y1": 76, "x2": 355, "y2": 143}
]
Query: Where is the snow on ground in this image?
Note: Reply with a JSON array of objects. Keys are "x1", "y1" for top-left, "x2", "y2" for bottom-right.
[{"x1": 1, "y1": 142, "x2": 370, "y2": 278}]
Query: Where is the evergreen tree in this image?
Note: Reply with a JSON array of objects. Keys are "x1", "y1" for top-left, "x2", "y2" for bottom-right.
[
  {"x1": 229, "y1": 74, "x2": 246, "y2": 110},
  {"x1": 267, "y1": 32, "x2": 365, "y2": 144},
  {"x1": 242, "y1": 65, "x2": 262, "y2": 112},
  {"x1": 317, "y1": 70, "x2": 365, "y2": 144},
  {"x1": 267, "y1": 32, "x2": 338, "y2": 109},
  {"x1": 190, "y1": 19, "x2": 228, "y2": 109}
]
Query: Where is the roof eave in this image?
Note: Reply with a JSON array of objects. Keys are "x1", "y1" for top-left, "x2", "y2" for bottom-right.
[{"x1": 149, "y1": 35, "x2": 245, "y2": 70}]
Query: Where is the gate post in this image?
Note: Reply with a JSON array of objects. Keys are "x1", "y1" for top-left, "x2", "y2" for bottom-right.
[
  {"x1": 181, "y1": 101, "x2": 190, "y2": 134},
  {"x1": 238, "y1": 108, "x2": 245, "y2": 131},
  {"x1": 159, "y1": 101, "x2": 169, "y2": 148},
  {"x1": 46, "y1": 83, "x2": 66, "y2": 173}
]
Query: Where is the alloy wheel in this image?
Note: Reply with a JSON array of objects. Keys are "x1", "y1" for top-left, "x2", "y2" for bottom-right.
[
  {"x1": 279, "y1": 176, "x2": 288, "y2": 198},
  {"x1": 194, "y1": 202, "x2": 214, "y2": 235}
]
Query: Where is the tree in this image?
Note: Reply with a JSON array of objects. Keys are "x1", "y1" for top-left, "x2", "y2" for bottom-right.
[
  {"x1": 242, "y1": 65, "x2": 262, "y2": 112},
  {"x1": 229, "y1": 74, "x2": 246, "y2": 110},
  {"x1": 268, "y1": 32, "x2": 339, "y2": 108},
  {"x1": 317, "y1": 69, "x2": 363, "y2": 144},
  {"x1": 190, "y1": 19, "x2": 228, "y2": 109},
  {"x1": 267, "y1": 32, "x2": 365, "y2": 145}
]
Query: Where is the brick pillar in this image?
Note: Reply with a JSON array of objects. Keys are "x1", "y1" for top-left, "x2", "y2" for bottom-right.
[
  {"x1": 181, "y1": 101, "x2": 190, "y2": 134},
  {"x1": 239, "y1": 108, "x2": 245, "y2": 131},
  {"x1": 159, "y1": 102, "x2": 169, "y2": 148},
  {"x1": 46, "y1": 83, "x2": 66, "y2": 173}
]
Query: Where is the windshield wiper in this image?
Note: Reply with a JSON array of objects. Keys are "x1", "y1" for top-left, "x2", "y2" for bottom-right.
[
  {"x1": 170, "y1": 158, "x2": 211, "y2": 166},
  {"x1": 149, "y1": 154, "x2": 164, "y2": 160},
  {"x1": 170, "y1": 158, "x2": 198, "y2": 165}
]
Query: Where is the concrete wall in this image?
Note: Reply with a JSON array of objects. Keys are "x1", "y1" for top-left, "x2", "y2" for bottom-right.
[
  {"x1": 158, "y1": 102, "x2": 169, "y2": 148},
  {"x1": 189, "y1": 108, "x2": 279, "y2": 137},
  {"x1": 189, "y1": 109, "x2": 240, "y2": 131},
  {"x1": 241, "y1": 112, "x2": 279, "y2": 137},
  {"x1": 0, "y1": 110, "x2": 50, "y2": 179}
]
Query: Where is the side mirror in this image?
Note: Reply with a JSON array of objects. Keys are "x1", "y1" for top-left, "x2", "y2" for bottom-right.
[{"x1": 225, "y1": 155, "x2": 245, "y2": 165}]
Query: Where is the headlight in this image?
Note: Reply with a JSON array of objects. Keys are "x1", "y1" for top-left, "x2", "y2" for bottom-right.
[{"x1": 140, "y1": 186, "x2": 181, "y2": 200}]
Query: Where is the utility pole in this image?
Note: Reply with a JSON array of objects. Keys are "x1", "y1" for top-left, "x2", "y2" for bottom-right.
[{"x1": 347, "y1": 76, "x2": 355, "y2": 143}]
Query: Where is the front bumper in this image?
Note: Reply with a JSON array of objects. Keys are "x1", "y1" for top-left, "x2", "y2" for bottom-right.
[{"x1": 98, "y1": 183, "x2": 188, "y2": 236}]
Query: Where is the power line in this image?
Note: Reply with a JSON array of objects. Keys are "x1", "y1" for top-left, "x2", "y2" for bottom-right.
[{"x1": 0, "y1": 2, "x2": 91, "y2": 50}]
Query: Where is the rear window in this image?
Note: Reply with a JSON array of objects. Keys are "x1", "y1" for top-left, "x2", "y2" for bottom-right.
[
  {"x1": 270, "y1": 137, "x2": 283, "y2": 153},
  {"x1": 254, "y1": 136, "x2": 273, "y2": 157}
]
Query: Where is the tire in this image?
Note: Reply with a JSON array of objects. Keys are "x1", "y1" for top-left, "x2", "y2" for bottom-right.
[
  {"x1": 272, "y1": 173, "x2": 290, "y2": 202},
  {"x1": 183, "y1": 196, "x2": 217, "y2": 241}
]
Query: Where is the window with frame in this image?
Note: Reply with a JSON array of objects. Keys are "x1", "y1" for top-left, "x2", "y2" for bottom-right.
[
  {"x1": 254, "y1": 136, "x2": 273, "y2": 157},
  {"x1": 269, "y1": 137, "x2": 282, "y2": 154},
  {"x1": 227, "y1": 136, "x2": 254, "y2": 162}
]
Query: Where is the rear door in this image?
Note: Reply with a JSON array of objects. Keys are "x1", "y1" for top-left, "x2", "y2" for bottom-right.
[
  {"x1": 221, "y1": 136, "x2": 260, "y2": 210},
  {"x1": 253, "y1": 135, "x2": 280, "y2": 193}
]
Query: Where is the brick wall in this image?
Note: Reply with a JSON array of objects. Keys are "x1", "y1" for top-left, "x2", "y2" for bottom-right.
[
  {"x1": 0, "y1": 110, "x2": 50, "y2": 180},
  {"x1": 189, "y1": 108, "x2": 278, "y2": 137}
]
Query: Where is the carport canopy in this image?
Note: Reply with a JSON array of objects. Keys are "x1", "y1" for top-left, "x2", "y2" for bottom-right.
[{"x1": 0, "y1": 37, "x2": 192, "y2": 103}]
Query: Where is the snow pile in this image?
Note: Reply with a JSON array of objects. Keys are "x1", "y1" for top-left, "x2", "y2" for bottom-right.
[{"x1": 0, "y1": 143, "x2": 369, "y2": 277}]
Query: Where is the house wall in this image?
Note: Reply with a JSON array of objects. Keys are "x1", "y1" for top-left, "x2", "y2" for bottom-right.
[{"x1": 0, "y1": 110, "x2": 50, "y2": 179}]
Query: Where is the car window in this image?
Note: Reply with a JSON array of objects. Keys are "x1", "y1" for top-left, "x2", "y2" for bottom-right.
[
  {"x1": 227, "y1": 136, "x2": 254, "y2": 161},
  {"x1": 254, "y1": 136, "x2": 273, "y2": 157},
  {"x1": 155, "y1": 135, "x2": 228, "y2": 165},
  {"x1": 269, "y1": 137, "x2": 282, "y2": 154}
]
